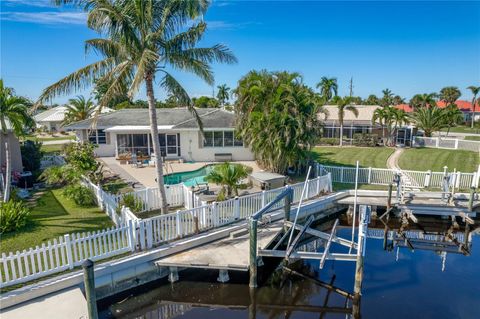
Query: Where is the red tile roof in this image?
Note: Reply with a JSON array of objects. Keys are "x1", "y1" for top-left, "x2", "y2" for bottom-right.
[{"x1": 395, "y1": 100, "x2": 479, "y2": 113}]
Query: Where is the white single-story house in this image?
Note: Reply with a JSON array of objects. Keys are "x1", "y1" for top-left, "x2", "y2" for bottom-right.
[
  {"x1": 64, "y1": 108, "x2": 255, "y2": 162},
  {"x1": 319, "y1": 105, "x2": 416, "y2": 145},
  {"x1": 35, "y1": 105, "x2": 114, "y2": 132}
]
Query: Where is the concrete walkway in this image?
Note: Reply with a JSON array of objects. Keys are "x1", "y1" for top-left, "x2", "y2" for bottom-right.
[
  {"x1": 386, "y1": 147, "x2": 404, "y2": 170},
  {"x1": 386, "y1": 148, "x2": 422, "y2": 189}
]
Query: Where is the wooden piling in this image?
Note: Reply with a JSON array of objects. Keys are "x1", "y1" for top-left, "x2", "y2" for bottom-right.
[
  {"x1": 468, "y1": 187, "x2": 475, "y2": 212},
  {"x1": 284, "y1": 187, "x2": 292, "y2": 226},
  {"x1": 387, "y1": 184, "x2": 393, "y2": 210},
  {"x1": 249, "y1": 219, "x2": 258, "y2": 288},
  {"x1": 82, "y1": 259, "x2": 98, "y2": 319}
]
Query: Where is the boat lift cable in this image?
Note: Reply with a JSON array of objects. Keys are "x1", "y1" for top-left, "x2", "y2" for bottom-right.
[
  {"x1": 349, "y1": 161, "x2": 360, "y2": 254},
  {"x1": 286, "y1": 166, "x2": 312, "y2": 251}
]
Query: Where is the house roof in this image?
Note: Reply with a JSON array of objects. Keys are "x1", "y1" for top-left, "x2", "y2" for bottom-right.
[
  {"x1": 35, "y1": 105, "x2": 114, "y2": 123},
  {"x1": 319, "y1": 105, "x2": 382, "y2": 126},
  {"x1": 395, "y1": 100, "x2": 479, "y2": 113},
  {"x1": 64, "y1": 108, "x2": 236, "y2": 130}
]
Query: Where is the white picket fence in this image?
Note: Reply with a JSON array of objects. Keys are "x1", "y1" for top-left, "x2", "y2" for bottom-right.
[
  {"x1": 413, "y1": 136, "x2": 480, "y2": 152},
  {"x1": 320, "y1": 164, "x2": 480, "y2": 189},
  {"x1": 0, "y1": 225, "x2": 133, "y2": 288},
  {"x1": 82, "y1": 177, "x2": 122, "y2": 226}
]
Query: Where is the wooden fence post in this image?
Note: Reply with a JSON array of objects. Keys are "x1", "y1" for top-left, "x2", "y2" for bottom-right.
[
  {"x1": 64, "y1": 234, "x2": 74, "y2": 269},
  {"x1": 425, "y1": 170, "x2": 432, "y2": 187}
]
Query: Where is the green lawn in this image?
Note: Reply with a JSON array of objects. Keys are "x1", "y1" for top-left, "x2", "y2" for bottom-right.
[
  {"x1": 1, "y1": 189, "x2": 113, "y2": 254},
  {"x1": 440, "y1": 126, "x2": 480, "y2": 134},
  {"x1": 41, "y1": 144, "x2": 64, "y2": 154},
  {"x1": 332, "y1": 183, "x2": 390, "y2": 191},
  {"x1": 312, "y1": 146, "x2": 394, "y2": 168},
  {"x1": 23, "y1": 135, "x2": 76, "y2": 142},
  {"x1": 464, "y1": 136, "x2": 480, "y2": 141},
  {"x1": 398, "y1": 148, "x2": 479, "y2": 172}
]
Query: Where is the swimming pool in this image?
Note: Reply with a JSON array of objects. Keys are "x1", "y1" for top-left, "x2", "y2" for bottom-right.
[{"x1": 164, "y1": 164, "x2": 217, "y2": 187}]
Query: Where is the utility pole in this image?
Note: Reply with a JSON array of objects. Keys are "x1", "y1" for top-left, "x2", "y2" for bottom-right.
[{"x1": 349, "y1": 77, "x2": 354, "y2": 98}]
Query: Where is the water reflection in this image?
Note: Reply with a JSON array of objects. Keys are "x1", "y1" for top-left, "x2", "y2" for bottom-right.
[{"x1": 99, "y1": 213, "x2": 480, "y2": 319}]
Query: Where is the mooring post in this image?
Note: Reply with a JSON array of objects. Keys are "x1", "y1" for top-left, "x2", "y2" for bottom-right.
[
  {"x1": 468, "y1": 187, "x2": 475, "y2": 212},
  {"x1": 82, "y1": 259, "x2": 98, "y2": 319},
  {"x1": 387, "y1": 183, "x2": 393, "y2": 210},
  {"x1": 249, "y1": 218, "x2": 258, "y2": 288},
  {"x1": 249, "y1": 287, "x2": 257, "y2": 319},
  {"x1": 354, "y1": 205, "x2": 370, "y2": 300}
]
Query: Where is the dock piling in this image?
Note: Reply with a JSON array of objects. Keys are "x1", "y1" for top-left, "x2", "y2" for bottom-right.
[
  {"x1": 468, "y1": 187, "x2": 475, "y2": 212},
  {"x1": 249, "y1": 218, "x2": 258, "y2": 288},
  {"x1": 387, "y1": 184, "x2": 393, "y2": 210},
  {"x1": 82, "y1": 259, "x2": 98, "y2": 319}
]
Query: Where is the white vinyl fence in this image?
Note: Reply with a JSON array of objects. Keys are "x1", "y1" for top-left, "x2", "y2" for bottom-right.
[
  {"x1": 320, "y1": 164, "x2": 480, "y2": 189},
  {"x1": 413, "y1": 136, "x2": 480, "y2": 152},
  {"x1": 0, "y1": 225, "x2": 133, "y2": 288},
  {"x1": 40, "y1": 155, "x2": 66, "y2": 169}
]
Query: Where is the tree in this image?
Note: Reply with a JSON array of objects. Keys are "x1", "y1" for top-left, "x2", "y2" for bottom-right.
[
  {"x1": 316, "y1": 77, "x2": 338, "y2": 101},
  {"x1": 409, "y1": 106, "x2": 446, "y2": 137},
  {"x1": 63, "y1": 95, "x2": 96, "y2": 125},
  {"x1": 371, "y1": 106, "x2": 407, "y2": 146},
  {"x1": 39, "y1": 0, "x2": 236, "y2": 214},
  {"x1": 192, "y1": 96, "x2": 220, "y2": 108},
  {"x1": 365, "y1": 94, "x2": 380, "y2": 105},
  {"x1": 235, "y1": 70, "x2": 324, "y2": 173},
  {"x1": 0, "y1": 80, "x2": 34, "y2": 201},
  {"x1": 392, "y1": 95, "x2": 405, "y2": 105},
  {"x1": 93, "y1": 77, "x2": 131, "y2": 109},
  {"x1": 205, "y1": 162, "x2": 251, "y2": 199},
  {"x1": 216, "y1": 84, "x2": 230, "y2": 108},
  {"x1": 409, "y1": 93, "x2": 437, "y2": 110},
  {"x1": 335, "y1": 96, "x2": 359, "y2": 146},
  {"x1": 443, "y1": 104, "x2": 463, "y2": 136},
  {"x1": 439, "y1": 86, "x2": 461, "y2": 106},
  {"x1": 467, "y1": 85, "x2": 480, "y2": 128},
  {"x1": 380, "y1": 88, "x2": 394, "y2": 107}
]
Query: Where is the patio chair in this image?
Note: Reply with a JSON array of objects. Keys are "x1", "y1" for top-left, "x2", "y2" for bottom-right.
[{"x1": 130, "y1": 154, "x2": 138, "y2": 167}]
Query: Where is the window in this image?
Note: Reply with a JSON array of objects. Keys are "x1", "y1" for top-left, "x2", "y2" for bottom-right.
[
  {"x1": 88, "y1": 129, "x2": 106, "y2": 145},
  {"x1": 203, "y1": 131, "x2": 243, "y2": 148}
]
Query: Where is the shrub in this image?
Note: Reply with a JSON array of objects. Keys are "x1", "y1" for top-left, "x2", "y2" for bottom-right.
[
  {"x1": 21, "y1": 140, "x2": 44, "y2": 176},
  {"x1": 352, "y1": 133, "x2": 379, "y2": 147},
  {"x1": 317, "y1": 137, "x2": 340, "y2": 146},
  {"x1": 118, "y1": 193, "x2": 144, "y2": 213},
  {"x1": 0, "y1": 200, "x2": 31, "y2": 234},
  {"x1": 62, "y1": 183, "x2": 96, "y2": 207},
  {"x1": 40, "y1": 164, "x2": 81, "y2": 186}
]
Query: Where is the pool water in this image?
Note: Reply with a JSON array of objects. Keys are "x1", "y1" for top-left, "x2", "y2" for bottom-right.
[{"x1": 164, "y1": 165, "x2": 216, "y2": 186}]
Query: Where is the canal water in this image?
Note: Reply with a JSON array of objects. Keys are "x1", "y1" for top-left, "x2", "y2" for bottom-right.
[{"x1": 99, "y1": 220, "x2": 480, "y2": 319}]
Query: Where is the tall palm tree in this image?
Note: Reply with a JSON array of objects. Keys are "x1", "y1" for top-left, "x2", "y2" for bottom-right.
[
  {"x1": 467, "y1": 85, "x2": 480, "y2": 128},
  {"x1": 443, "y1": 104, "x2": 464, "y2": 136},
  {"x1": 380, "y1": 88, "x2": 394, "y2": 107},
  {"x1": 216, "y1": 84, "x2": 230, "y2": 108},
  {"x1": 439, "y1": 86, "x2": 461, "y2": 106},
  {"x1": 392, "y1": 95, "x2": 405, "y2": 105},
  {"x1": 409, "y1": 93, "x2": 438, "y2": 110},
  {"x1": 63, "y1": 95, "x2": 95, "y2": 125},
  {"x1": 372, "y1": 107, "x2": 388, "y2": 145},
  {"x1": 372, "y1": 106, "x2": 407, "y2": 146},
  {"x1": 39, "y1": 0, "x2": 237, "y2": 214},
  {"x1": 336, "y1": 96, "x2": 359, "y2": 146},
  {"x1": 0, "y1": 80, "x2": 34, "y2": 201},
  {"x1": 316, "y1": 77, "x2": 338, "y2": 101}
]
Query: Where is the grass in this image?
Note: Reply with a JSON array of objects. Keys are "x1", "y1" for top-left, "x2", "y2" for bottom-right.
[
  {"x1": 440, "y1": 125, "x2": 480, "y2": 134},
  {"x1": 398, "y1": 148, "x2": 479, "y2": 172},
  {"x1": 1, "y1": 188, "x2": 113, "y2": 254},
  {"x1": 41, "y1": 144, "x2": 64, "y2": 154},
  {"x1": 464, "y1": 136, "x2": 480, "y2": 141},
  {"x1": 311, "y1": 146, "x2": 394, "y2": 168},
  {"x1": 22, "y1": 135, "x2": 76, "y2": 142},
  {"x1": 332, "y1": 182, "x2": 390, "y2": 191}
]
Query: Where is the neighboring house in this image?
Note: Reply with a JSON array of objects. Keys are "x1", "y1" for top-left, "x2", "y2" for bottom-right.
[
  {"x1": 34, "y1": 105, "x2": 114, "y2": 132},
  {"x1": 318, "y1": 105, "x2": 416, "y2": 145},
  {"x1": 0, "y1": 130, "x2": 23, "y2": 173},
  {"x1": 64, "y1": 108, "x2": 254, "y2": 162},
  {"x1": 396, "y1": 100, "x2": 480, "y2": 122}
]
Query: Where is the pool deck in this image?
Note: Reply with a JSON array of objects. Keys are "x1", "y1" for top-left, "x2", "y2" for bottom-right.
[{"x1": 99, "y1": 157, "x2": 261, "y2": 188}]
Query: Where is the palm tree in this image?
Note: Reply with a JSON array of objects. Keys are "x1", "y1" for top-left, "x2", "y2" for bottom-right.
[
  {"x1": 39, "y1": 0, "x2": 237, "y2": 214},
  {"x1": 372, "y1": 106, "x2": 407, "y2": 146},
  {"x1": 392, "y1": 95, "x2": 405, "y2": 105},
  {"x1": 0, "y1": 80, "x2": 34, "y2": 201},
  {"x1": 336, "y1": 96, "x2": 359, "y2": 146},
  {"x1": 439, "y1": 86, "x2": 461, "y2": 106},
  {"x1": 467, "y1": 85, "x2": 480, "y2": 128},
  {"x1": 409, "y1": 106, "x2": 446, "y2": 137},
  {"x1": 409, "y1": 93, "x2": 438, "y2": 110},
  {"x1": 316, "y1": 77, "x2": 338, "y2": 101},
  {"x1": 205, "y1": 162, "x2": 251, "y2": 199},
  {"x1": 443, "y1": 104, "x2": 464, "y2": 136},
  {"x1": 216, "y1": 84, "x2": 230, "y2": 108},
  {"x1": 63, "y1": 95, "x2": 95, "y2": 125},
  {"x1": 380, "y1": 88, "x2": 394, "y2": 107},
  {"x1": 365, "y1": 94, "x2": 379, "y2": 105},
  {"x1": 372, "y1": 107, "x2": 388, "y2": 145}
]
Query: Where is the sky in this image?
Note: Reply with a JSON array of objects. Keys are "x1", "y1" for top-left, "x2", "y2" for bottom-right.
[{"x1": 1, "y1": 0, "x2": 479, "y2": 104}]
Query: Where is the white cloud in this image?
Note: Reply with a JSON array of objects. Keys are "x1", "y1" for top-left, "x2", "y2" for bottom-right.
[
  {"x1": 1, "y1": 11, "x2": 87, "y2": 25},
  {"x1": 206, "y1": 20, "x2": 259, "y2": 30}
]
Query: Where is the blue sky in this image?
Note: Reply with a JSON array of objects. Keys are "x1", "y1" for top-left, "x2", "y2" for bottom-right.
[{"x1": 1, "y1": 0, "x2": 479, "y2": 104}]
